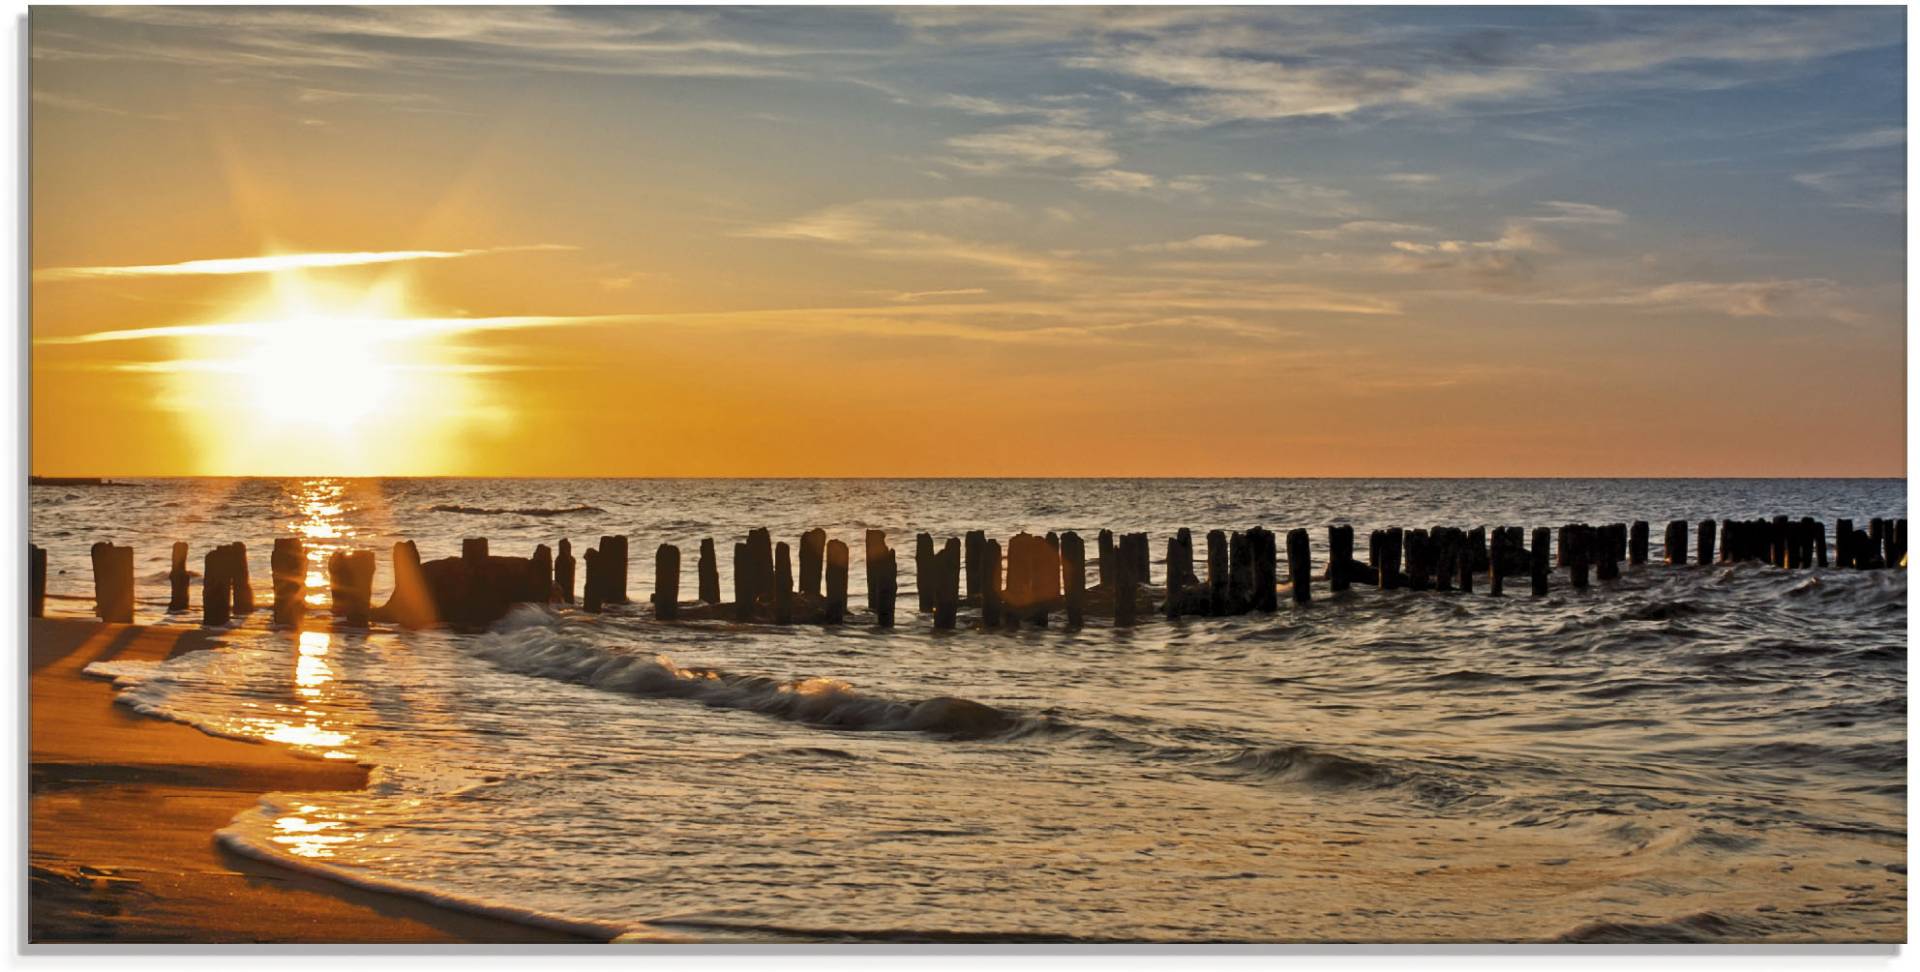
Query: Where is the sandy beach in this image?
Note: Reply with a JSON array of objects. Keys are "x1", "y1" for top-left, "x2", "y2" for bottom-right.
[{"x1": 28, "y1": 617, "x2": 590, "y2": 945}]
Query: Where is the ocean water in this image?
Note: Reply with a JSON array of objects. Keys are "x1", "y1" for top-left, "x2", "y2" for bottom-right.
[{"x1": 33, "y1": 478, "x2": 1909, "y2": 943}]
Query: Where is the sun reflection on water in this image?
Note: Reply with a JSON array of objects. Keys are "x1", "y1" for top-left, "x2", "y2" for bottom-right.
[{"x1": 290, "y1": 479, "x2": 352, "y2": 609}]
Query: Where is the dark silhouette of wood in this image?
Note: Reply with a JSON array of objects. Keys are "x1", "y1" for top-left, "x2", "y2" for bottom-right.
[
  {"x1": 1112, "y1": 542, "x2": 1137, "y2": 627},
  {"x1": 556, "y1": 539, "x2": 575, "y2": 604},
  {"x1": 463, "y1": 538, "x2": 488, "y2": 562},
  {"x1": 732, "y1": 542, "x2": 753, "y2": 621},
  {"x1": 698, "y1": 539, "x2": 720, "y2": 603},
  {"x1": 201, "y1": 546, "x2": 229, "y2": 627},
  {"x1": 1061, "y1": 531, "x2": 1087, "y2": 627},
  {"x1": 270, "y1": 538, "x2": 303, "y2": 627},
  {"x1": 773, "y1": 542, "x2": 793, "y2": 625},
  {"x1": 1569, "y1": 525, "x2": 1591, "y2": 589},
  {"x1": 800, "y1": 528, "x2": 826, "y2": 600},
  {"x1": 1772, "y1": 516, "x2": 1791, "y2": 568},
  {"x1": 1697, "y1": 520, "x2": 1716, "y2": 568},
  {"x1": 1433, "y1": 528, "x2": 1457, "y2": 593},
  {"x1": 1329, "y1": 525, "x2": 1354, "y2": 593},
  {"x1": 1250, "y1": 527, "x2": 1278, "y2": 611},
  {"x1": 1489, "y1": 528, "x2": 1506, "y2": 596},
  {"x1": 230, "y1": 543, "x2": 254, "y2": 614},
  {"x1": 29, "y1": 544, "x2": 46, "y2": 619},
  {"x1": 1596, "y1": 524, "x2": 1621, "y2": 582},
  {"x1": 655, "y1": 544, "x2": 680, "y2": 620},
  {"x1": 91, "y1": 541, "x2": 134, "y2": 624},
  {"x1": 328, "y1": 549, "x2": 374, "y2": 627},
  {"x1": 1206, "y1": 529, "x2": 1229, "y2": 614},
  {"x1": 825, "y1": 539, "x2": 849, "y2": 625},
  {"x1": 1227, "y1": 531, "x2": 1253, "y2": 612},
  {"x1": 1406, "y1": 529, "x2": 1432, "y2": 592},
  {"x1": 744, "y1": 530, "x2": 772, "y2": 610},
  {"x1": 965, "y1": 530, "x2": 988, "y2": 604},
  {"x1": 1381, "y1": 527, "x2": 1403, "y2": 591},
  {"x1": 915, "y1": 532, "x2": 935, "y2": 612},
  {"x1": 1813, "y1": 520, "x2": 1827, "y2": 568},
  {"x1": 1629, "y1": 522, "x2": 1649, "y2": 565},
  {"x1": 981, "y1": 538, "x2": 1003, "y2": 628},
  {"x1": 1530, "y1": 527, "x2": 1550, "y2": 596},
  {"x1": 933, "y1": 538, "x2": 960, "y2": 630},
  {"x1": 583, "y1": 548, "x2": 603, "y2": 614},
  {"x1": 1457, "y1": 529, "x2": 1476, "y2": 593},
  {"x1": 1165, "y1": 536, "x2": 1186, "y2": 619},
  {"x1": 1097, "y1": 529, "x2": 1115, "y2": 591},
  {"x1": 169, "y1": 542, "x2": 191, "y2": 612},
  {"x1": 600, "y1": 535, "x2": 630, "y2": 603},
  {"x1": 1286, "y1": 528, "x2": 1310, "y2": 604},
  {"x1": 871, "y1": 543, "x2": 896, "y2": 628}
]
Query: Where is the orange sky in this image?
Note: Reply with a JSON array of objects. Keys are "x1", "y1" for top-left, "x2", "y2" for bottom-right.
[{"x1": 29, "y1": 7, "x2": 1907, "y2": 477}]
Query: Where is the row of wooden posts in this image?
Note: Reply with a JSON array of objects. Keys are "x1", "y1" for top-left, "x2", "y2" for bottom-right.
[{"x1": 29, "y1": 515, "x2": 1906, "y2": 630}]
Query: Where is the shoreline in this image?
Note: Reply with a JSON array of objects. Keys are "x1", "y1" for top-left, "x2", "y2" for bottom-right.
[{"x1": 28, "y1": 617, "x2": 597, "y2": 945}]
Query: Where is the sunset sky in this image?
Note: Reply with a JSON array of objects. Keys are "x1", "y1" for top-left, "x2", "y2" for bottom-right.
[{"x1": 31, "y1": 5, "x2": 1907, "y2": 477}]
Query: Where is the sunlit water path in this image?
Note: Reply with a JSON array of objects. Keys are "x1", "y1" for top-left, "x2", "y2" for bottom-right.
[{"x1": 33, "y1": 478, "x2": 1907, "y2": 942}]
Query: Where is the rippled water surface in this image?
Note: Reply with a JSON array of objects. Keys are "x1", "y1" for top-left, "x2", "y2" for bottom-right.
[{"x1": 33, "y1": 478, "x2": 1909, "y2": 942}]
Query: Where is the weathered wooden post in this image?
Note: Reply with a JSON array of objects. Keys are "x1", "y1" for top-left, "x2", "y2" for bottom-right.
[
  {"x1": 1165, "y1": 536, "x2": 1186, "y2": 619},
  {"x1": 799, "y1": 528, "x2": 826, "y2": 600},
  {"x1": 1381, "y1": 527, "x2": 1403, "y2": 591},
  {"x1": 732, "y1": 542, "x2": 754, "y2": 621},
  {"x1": 915, "y1": 532, "x2": 935, "y2": 611},
  {"x1": 1813, "y1": 520, "x2": 1828, "y2": 568},
  {"x1": 333, "y1": 550, "x2": 374, "y2": 627},
  {"x1": 933, "y1": 538, "x2": 960, "y2": 630},
  {"x1": 964, "y1": 530, "x2": 987, "y2": 604},
  {"x1": 1175, "y1": 528, "x2": 1196, "y2": 589},
  {"x1": 202, "y1": 546, "x2": 230, "y2": 626},
  {"x1": 1530, "y1": 527, "x2": 1550, "y2": 596},
  {"x1": 1835, "y1": 519, "x2": 1854, "y2": 569},
  {"x1": 605, "y1": 535, "x2": 632, "y2": 603},
  {"x1": 1112, "y1": 541, "x2": 1137, "y2": 627},
  {"x1": 1406, "y1": 530, "x2": 1431, "y2": 592},
  {"x1": 1596, "y1": 524, "x2": 1621, "y2": 582},
  {"x1": 1771, "y1": 516, "x2": 1791, "y2": 568},
  {"x1": 1131, "y1": 533, "x2": 1152, "y2": 589},
  {"x1": 1457, "y1": 530, "x2": 1475, "y2": 593},
  {"x1": 1568, "y1": 525, "x2": 1591, "y2": 589},
  {"x1": 464, "y1": 538, "x2": 489, "y2": 562},
  {"x1": 1329, "y1": 525, "x2": 1353, "y2": 593},
  {"x1": 1893, "y1": 519, "x2": 1908, "y2": 568},
  {"x1": 1206, "y1": 529, "x2": 1229, "y2": 614},
  {"x1": 583, "y1": 548, "x2": 603, "y2": 614},
  {"x1": 1628, "y1": 522, "x2": 1649, "y2": 566},
  {"x1": 1105, "y1": 526, "x2": 1121, "y2": 587},
  {"x1": 1227, "y1": 531, "x2": 1253, "y2": 612},
  {"x1": 702, "y1": 534, "x2": 721, "y2": 603},
  {"x1": 270, "y1": 538, "x2": 303, "y2": 627},
  {"x1": 555, "y1": 539, "x2": 576, "y2": 603},
  {"x1": 91, "y1": 541, "x2": 134, "y2": 623},
  {"x1": 745, "y1": 530, "x2": 772, "y2": 608},
  {"x1": 1661, "y1": 520, "x2": 1685, "y2": 565},
  {"x1": 1286, "y1": 528, "x2": 1311, "y2": 604},
  {"x1": 825, "y1": 539, "x2": 849, "y2": 625},
  {"x1": 871, "y1": 543, "x2": 896, "y2": 629},
  {"x1": 772, "y1": 542, "x2": 793, "y2": 625},
  {"x1": 1433, "y1": 529, "x2": 1456, "y2": 593},
  {"x1": 531, "y1": 544, "x2": 553, "y2": 602},
  {"x1": 168, "y1": 542, "x2": 191, "y2": 612},
  {"x1": 29, "y1": 544, "x2": 46, "y2": 619},
  {"x1": 229, "y1": 543, "x2": 254, "y2": 615},
  {"x1": 654, "y1": 544, "x2": 680, "y2": 620},
  {"x1": 327, "y1": 550, "x2": 349, "y2": 617},
  {"x1": 981, "y1": 538, "x2": 1003, "y2": 628},
  {"x1": 1488, "y1": 529, "x2": 1506, "y2": 596},
  {"x1": 1250, "y1": 528, "x2": 1278, "y2": 611},
  {"x1": 1061, "y1": 531, "x2": 1087, "y2": 627}
]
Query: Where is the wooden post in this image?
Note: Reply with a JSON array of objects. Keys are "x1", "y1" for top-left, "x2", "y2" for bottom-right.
[
  {"x1": 270, "y1": 538, "x2": 303, "y2": 627},
  {"x1": 871, "y1": 543, "x2": 896, "y2": 628},
  {"x1": 464, "y1": 537, "x2": 489, "y2": 562},
  {"x1": 230, "y1": 543, "x2": 254, "y2": 614},
  {"x1": 1112, "y1": 541, "x2": 1136, "y2": 626},
  {"x1": 732, "y1": 542, "x2": 754, "y2": 621},
  {"x1": 1382, "y1": 528, "x2": 1402, "y2": 591},
  {"x1": 1629, "y1": 521, "x2": 1649, "y2": 565},
  {"x1": 1596, "y1": 525, "x2": 1621, "y2": 582},
  {"x1": 1836, "y1": 519, "x2": 1854, "y2": 569},
  {"x1": 745, "y1": 530, "x2": 772, "y2": 609},
  {"x1": 1662, "y1": 521, "x2": 1686, "y2": 565},
  {"x1": 1227, "y1": 531, "x2": 1252, "y2": 612},
  {"x1": 1569, "y1": 525, "x2": 1591, "y2": 589},
  {"x1": 1165, "y1": 536, "x2": 1184, "y2": 619},
  {"x1": 1286, "y1": 528, "x2": 1311, "y2": 604},
  {"x1": 1061, "y1": 531, "x2": 1086, "y2": 627},
  {"x1": 1813, "y1": 520, "x2": 1828, "y2": 568},
  {"x1": 865, "y1": 529, "x2": 888, "y2": 619},
  {"x1": 698, "y1": 539, "x2": 720, "y2": 603},
  {"x1": 1175, "y1": 528, "x2": 1196, "y2": 589},
  {"x1": 654, "y1": 544, "x2": 681, "y2": 620},
  {"x1": 556, "y1": 539, "x2": 575, "y2": 604},
  {"x1": 327, "y1": 550, "x2": 349, "y2": 617},
  {"x1": 606, "y1": 535, "x2": 632, "y2": 603},
  {"x1": 772, "y1": 542, "x2": 793, "y2": 625},
  {"x1": 1457, "y1": 530, "x2": 1475, "y2": 593},
  {"x1": 29, "y1": 544, "x2": 46, "y2": 619},
  {"x1": 800, "y1": 528, "x2": 826, "y2": 600},
  {"x1": 1697, "y1": 520, "x2": 1716, "y2": 568},
  {"x1": 1530, "y1": 527, "x2": 1550, "y2": 596},
  {"x1": 1329, "y1": 525, "x2": 1353, "y2": 593},
  {"x1": 583, "y1": 548, "x2": 603, "y2": 613},
  {"x1": 1206, "y1": 529, "x2": 1229, "y2": 614},
  {"x1": 169, "y1": 542, "x2": 190, "y2": 612},
  {"x1": 1097, "y1": 529, "x2": 1115, "y2": 591},
  {"x1": 1893, "y1": 519, "x2": 1907, "y2": 568},
  {"x1": 1433, "y1": 529, "x2": 1456, "y2": 593},
  {"x1": 964, "y1": 530, "x2": 987, "y2": 604},
  {"x1": 825, "y1": 539, "x2": 849, "y2": 625},
  {"x1": 335, "y1": 550, "x2": 373, "y2": 627},
  {"x1": 1406, "y1": 530, "x2": 1431, "y2": 592},
  {"x1": 1131, "y1": 532, "x2": 1151, "y2": 589},
  {"x1": 203, "y1": 546, "x2": 230, "y2": 626},
  {"x1": 981, "y1": 538, "x2": 1003, "y2": 628},
  {"x1": 915, "y1": 533, "x2": 935, "y2": 611},
  {"x1": 1488, "y1": 529, "x2": 1506, "y2": 596},
  {"x1": 531, "y1": 544, "x2": 554, "y2": 603},
  {"x1": 933, "y1": 538, "x2": 960, "y2": 630},
  {"x1": 91, "y1": 542, "x2": 134, "y2": 623},
  {"x1": 1772, "y1": 515, "x2": 1791, "y2": 568},
  {"x1": 1250, "y1": 528, "x2": 1278, "y2": 611}
]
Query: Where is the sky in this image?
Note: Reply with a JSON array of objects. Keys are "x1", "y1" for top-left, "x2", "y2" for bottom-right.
[{"x1": 29, "y1": 5, "x2": 1909, "y2": 477}]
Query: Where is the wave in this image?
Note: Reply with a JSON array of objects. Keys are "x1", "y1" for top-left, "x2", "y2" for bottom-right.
[
  {"x1": 472, "y1": 608, "x2": 1048, "y2": 741},
  {"x1": 430, "y1": 504, "x2": 604, "y2": 517}
]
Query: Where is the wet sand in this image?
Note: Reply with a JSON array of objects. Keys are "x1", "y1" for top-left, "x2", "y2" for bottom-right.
[{"x1": 28, "y1": 617, "x2": 591, "y2": 944}]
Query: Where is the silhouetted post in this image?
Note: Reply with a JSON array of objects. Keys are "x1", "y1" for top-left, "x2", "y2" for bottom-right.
[
  {"x1": 202, "y1": 546, "x2": 230, "y2": 626},
  {"x1": 1061, "y1": 532, "x2": 1087, "y2": 627},
  {"x1": 1530, "y1": 527, "x2": 1550, "y2": 596},
  {"x1": 91, "y1": 541, "x2": 134, "y2": 623},
  {"x1": 1249, "y1": 528, "x2": 1278, "y2": 611},
  {"x1": 1813, "y1": 520, "x2": 1828, "y2": 568},
  {"x1": 29, "y1": 544, "x2": 46, "y2": 619},
  {"x1": 1097, "y1": 529, "x2": 1116, "y2": 590},
  {"x1": 1893, "y1": 519, "x2": 1907, "y2": 568},
  {"x1": 464, "y1": 538, "x2": 489, "y2": 562},
  {"x1": 981, "y1": 538, "x2": 1003, "y2": 628},
  {"x1": 1556, "y1": 526, "x2": 1571, "y2": 568},
  {"x1": 1131, "y1": 532, "x2": 1152, "y2": 588},
  {"x1": 1596, "y1": 524, "x2": 1621, "y2": 582},
  {"x1": 331, "y1": 550, "x2": 373, "y2": 627},
  {"x1": 692, "y1": 538, "x2": 719, "y2": 603},
  {"x1": 168, "y1": 542, "x2": 190, "y2": 612},
  {"x1": 1112, "y1": 542, "x2": 1137, "y2": 627},
  {"x1": 744, "y1": 530, "x2": 772, "y2": 609},
  {"x1": 772, "y1": 542, "x2": 793, "y2": 625},
  {"x1": 1660, "y1": 521, "x2": 1684, "y2": 565},
  {"x1": 229, "y1": 543, "x2": 254, "y2": 615},
  {"x1": 555, "y1": 539, "x2": 575, "y2": 604},
  {"x1": 531, "y1": 544, "x2": 554, "y2": 603},
  {"x1": 1569, "y1": 526, "x2": 1591, "y2": 589},
  {"x1": 606, "y1": 535, "x2": 632, "y2": 603},
  {"x1": 871, "y1": 544, "x2": 896, "y2": 628},
  {"x1": 800, "y1": 528, "x2": 826, "y2": 600},
  {"x1": 1696, "y1": 519, "x2": 1716, "y2": 567},
  {"x1": 1285, "y1": 528, "x2": 1311, "y2": 604},
  {"x1": 1457, "y1": 531, "x2": 1475, "y2": 593},
  {"x1": 1433, "y1": 529, "x2": 1456, "y2": 593},
  {"x1": 825, "y1": 539, "x2": 849, "y2": 625},
  {"x1": 1227, "y1": 531, "x2": 1253, "y2": 612},
  {"x1": 1629, "y1": 522, "x2": 1649, "y2": 566},
  {"x1": 1328, "y1": 525, "x2": 1353, "y2": 593},
  {"x1": 1835, "y1": 519, "x2": 1854, "y2": 569},
  {"x1": 654, "y1": 544, "x2": 680, "y2": 620},
  {"x1": 964, "y1": 530, "x2": 987, "y2": 604},
  {"x1": 327, "y1": 550, "x2": 349, "y2": 617},
  {"x1": 933, "y1": 538, "x2": 960, "y2": 630},
  {"x1": 1488, "y1": 529, "x2": 1507, "y2": 596},
  {"x1": 1165, "y1": 536, "x2": 1185, "y2": 619},
  {"x1": 1772, "y1": 516, "x2": 1791, "y2": 568},
  {"x1": 732, "y1": 542, "x2": 754, "y2": 621},
  {"x1": 269, "y1": 538, "x2": 302, "y2": 627},
  {"x1": 1174, "y1": 528, "x2": 1195, "y2": 588},
  {"x1": 1205, "y1": 529, "x2": 1229, "y2": 614},
  {"x1": 1406, "y1": 530, "x2": 1431, "y2": 592},
  {"x1": 915, "y1": 533, "x2": 934, "y2": 611},
  {"x1": 1381, "y1": 528, "x2": 1403, "y2": 591},
  {"x1": 583, "y1": 548, "x2": 604, "y2": 614}
]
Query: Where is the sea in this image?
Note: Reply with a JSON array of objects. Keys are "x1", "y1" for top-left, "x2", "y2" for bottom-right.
[{"x1": 29, "y1": 477, "x2": 1909, "y2": 943}]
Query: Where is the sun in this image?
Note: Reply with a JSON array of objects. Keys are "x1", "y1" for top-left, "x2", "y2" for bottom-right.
[{"x1": 236, "y1": 273, "x2": 409, "y2": 434}]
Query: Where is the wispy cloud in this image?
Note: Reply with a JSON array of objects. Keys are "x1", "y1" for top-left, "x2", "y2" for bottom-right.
[
  {"x1": 741, "y1": 197, "x2": 1076, "y2": 282},
  {"x1": 35, "y1": 314, "x2": 625, "y2": 346},
  {"x1": 1817, "y1": 126, "x2": 1905, "y2": 152},
  {"x1": 1793, "y1": 167, "x2": 1904, "y2": 214},
  {"x1": 35, "y1": 245, "x2": 576, "y2": 282},
  {"x1": 1131, "y1": 234, "x2": 1266, "y2": 253}
]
